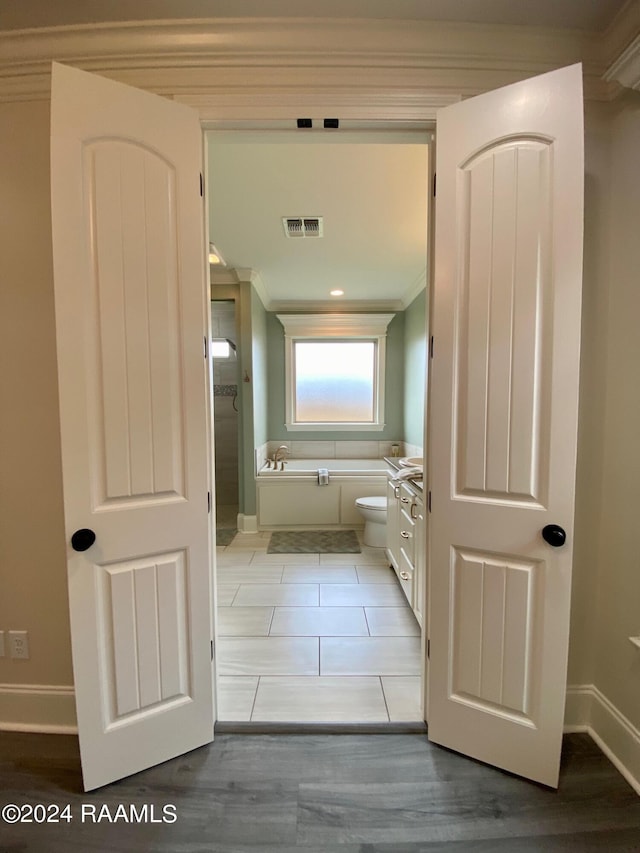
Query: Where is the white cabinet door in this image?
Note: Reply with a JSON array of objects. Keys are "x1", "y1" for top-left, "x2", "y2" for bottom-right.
[
  {"x1": 428, "y1": 65, "x2": 583, "y2": 787},
  {"x1": 412, "y1": 496, "x2": 426, "y2": 630},
  {"x1": 51, "y1": 63, "x2": 214, "y2": 790},
  {"x1": 386, "y1": 478, "x2": 401, "y2": 570}
]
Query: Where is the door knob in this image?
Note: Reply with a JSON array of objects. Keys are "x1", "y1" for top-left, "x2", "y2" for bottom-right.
[
  {"x1": 541, "y1": 524, "x2": 566, "y2": 547},
  {"x1": 71, "y1": 528, "x2": 96, "y2": 552}
]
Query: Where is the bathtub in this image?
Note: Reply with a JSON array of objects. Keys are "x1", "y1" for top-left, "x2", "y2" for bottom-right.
[{"x1": 256, "y1": 458, "x2": 389, "y2": 528}]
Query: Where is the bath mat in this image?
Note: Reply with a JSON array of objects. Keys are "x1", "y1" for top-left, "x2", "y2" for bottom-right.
[
  {"x1": 267, "y1": 530, "x2": 361, "y2": 554},
  {"x1": 216, "y1": 528, "x2": 237, "y2": 547}
]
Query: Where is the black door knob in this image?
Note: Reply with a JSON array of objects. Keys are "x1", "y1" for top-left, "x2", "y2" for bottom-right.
[
  {"x1": 71, "y1": 528, "x2": 96, "y2": 552},
  {"x1": 542, "y1": 524, "x2": 566, "y2": 547}
]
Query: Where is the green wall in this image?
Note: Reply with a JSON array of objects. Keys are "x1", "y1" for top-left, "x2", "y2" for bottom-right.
[
  {"x1": 266, "y1": 311, "x2": 405, "y2": 440},
  {"x1": 235, "y1": 281, "x2": 269, "y2": 517},
  {"x1": 403, "y1": 289, "x2": 427, "y2": 449},
  {"x1": 251, "y1": 286, "x2": 269, "y2": 448}
]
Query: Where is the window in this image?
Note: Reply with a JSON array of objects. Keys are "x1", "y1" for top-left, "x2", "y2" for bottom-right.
[
  {"x1": 210, "y1": 338, "x2": 232, "y2": 358},
  {"x1": 277, "y1": 314, "x2": 394, "y2": 431}
]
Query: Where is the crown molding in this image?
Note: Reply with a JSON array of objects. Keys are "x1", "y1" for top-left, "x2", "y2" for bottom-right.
[
  {"x1": 600, "y1": 0, "x2": 640, "y2": 62},
  {"x1": 276, "y1": 312, "x2": 395, "y2": 337},
  {"x1": 400, "y1": 269, "x2": 427, "y2": 310},
  {"x1": 604, "y1": 33, "x2": 640, "y2": 90},
  {"x1": 209, "y1": 266, "x2": 271, "y2": 311},
  {"x1": 0, "y1": 16, "x2": 620, "y2": 104},
  {"x1": 193, "y1": 92, "x2": 453, "y2": 125},
  {"x1": 268, "y1": 298, "x2": 404, "y2": 314},
  {"x1": 597, "y1": 0, "x2": 640, "y2": 95}
]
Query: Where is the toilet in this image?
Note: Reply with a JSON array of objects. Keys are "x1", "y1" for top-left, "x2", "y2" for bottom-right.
[{"x1": 355, "y1": 496, "x2": 387, "y2": 548}]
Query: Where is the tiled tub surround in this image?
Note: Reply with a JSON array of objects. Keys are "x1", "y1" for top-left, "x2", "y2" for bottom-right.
[
  {"x1": 255, "y1": 440, "x2": 410, "y2": 473},
  {"x1": 216, "y1": 534, "x2": 422, "y2": 722}
]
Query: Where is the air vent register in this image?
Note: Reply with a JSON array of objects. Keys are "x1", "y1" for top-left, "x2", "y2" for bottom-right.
[{"x1": 282, "y1": 217, "x2": 324, "y2": 238}]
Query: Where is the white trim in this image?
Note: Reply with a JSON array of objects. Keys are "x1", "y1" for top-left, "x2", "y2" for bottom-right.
[
  {"x1": 277, "y1": 313, "x2": 393, "y2": 432},
  {"x1": 564, "y1": 684, "x2": 640, "y2": 796},
  {"x1": 0, "y1": 15, "x2": 635, "y2": 104},
  {"x1": 603, "y1": 33, "x2": 640, "y2": 91},
  {"x1": 237, "y1": 513, "x2": 258, "y2": 533},
  {"x1": 402, "y1": 272, "x2": 428, "y2": 311},
  {"x1": 564, "y1": 684, "x2": 594, "y2": 731},
  {"x1": 0, "y1": 683, "x2": 77, "y2": 734},
  {"x1": 277, "y1": 313, "x2": 395, "y2": 337}
]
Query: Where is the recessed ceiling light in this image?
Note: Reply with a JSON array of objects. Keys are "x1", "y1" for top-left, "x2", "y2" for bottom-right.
[{"x1": 330, "y1": 289, "x2": 344, "y2": 296}]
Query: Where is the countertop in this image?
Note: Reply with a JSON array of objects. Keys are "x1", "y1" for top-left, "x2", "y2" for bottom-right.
[{"x1": 383, "y1": 457, "x2": 424, "y2": 491}]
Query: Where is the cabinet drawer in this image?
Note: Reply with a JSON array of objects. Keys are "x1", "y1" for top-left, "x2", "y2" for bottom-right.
[
  {"x1": 395, "y1": 549, "x2": 414, "y2": 606},
  {"x1": 399, "y1": 511, "x2": 415, "y2": 566}
]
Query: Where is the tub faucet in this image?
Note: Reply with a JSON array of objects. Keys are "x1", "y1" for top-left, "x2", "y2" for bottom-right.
[{"x1": 273, "y1": 445, "x2": 289, "y2": 471}]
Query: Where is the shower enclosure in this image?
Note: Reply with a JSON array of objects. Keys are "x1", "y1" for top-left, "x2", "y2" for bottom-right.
[{"x1": 211, "y1": 300, "x2": 239, "y2": 542}]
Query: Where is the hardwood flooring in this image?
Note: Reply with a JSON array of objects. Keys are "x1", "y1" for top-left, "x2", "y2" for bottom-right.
[{"x1": 1, "y1": 731, "x2": 639, "y2": 851}]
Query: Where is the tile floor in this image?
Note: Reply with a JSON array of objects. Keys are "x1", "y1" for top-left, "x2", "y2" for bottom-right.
[{"x1": 215, "y1": 531, "x2": 423, "y2": 722}]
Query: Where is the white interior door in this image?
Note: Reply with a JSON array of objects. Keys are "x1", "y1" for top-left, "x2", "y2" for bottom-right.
[
  {"x1": 51, "y1": 62, "x2": 214, "y2": 791},
  {"x1": 428, "y1": 64, "x2": 584, "y2": 787}
]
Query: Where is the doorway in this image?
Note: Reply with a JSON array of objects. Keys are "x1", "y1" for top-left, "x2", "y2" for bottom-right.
[{"x1": 206, "y1": 129, "x2": 431, "y2": 723}]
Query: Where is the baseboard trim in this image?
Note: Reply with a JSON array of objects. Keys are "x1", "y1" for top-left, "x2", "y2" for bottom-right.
[
  {"x1": 564, "y1": 684, "x2": 594, "y2": 731},
  {"x1": 237, "y1": 514, "x2": 258, "y2": 534},
  {"x1": 565, "y1": 683, "x2": 640, "y2": 796},
  {"x1": 0, "y1": 683, "x2": 77, "y2": 734}
]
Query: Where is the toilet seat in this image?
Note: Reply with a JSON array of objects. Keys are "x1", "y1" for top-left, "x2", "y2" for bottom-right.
[{"x1": 355, "y1": 496, "x2": 386, "y2": 511}]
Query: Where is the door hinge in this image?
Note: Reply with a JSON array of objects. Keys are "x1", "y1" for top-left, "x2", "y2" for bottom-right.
[
  {"x1": 432, "y1": 172, "x2": 436, "y2": 197},
  {"x1": 211, "y1": 640, "x2": 214, "y2": 661},
  {"x1": 428, "y1": 491, "x2": 432, "y2": 513},
  {"x1": 208, "y1": 491, "x2": 211, "y2": 513},
  {"x1": 204, "y1": 337, "x2": 208, "y2": 358},
  {"x1": 429, "y1": 335, "x2": 434, "y2": 359},
  {"x1": 427, "y1": 639, "x2": 430, "y2": 658},
  {"x1": 200, "y1": 173, "x2": 204, "y2": 197}
]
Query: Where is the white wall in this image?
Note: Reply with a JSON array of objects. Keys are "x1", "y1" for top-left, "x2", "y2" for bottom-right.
[
  {"x1": 593, "y1": 91, "x2": 640, "y2": 729},
  {"x1": 567, "y1": 102, "x2": 612, "y2": 688},
  {"x1": 0, "y1": 101, "x2": 74, "y2": 715}
]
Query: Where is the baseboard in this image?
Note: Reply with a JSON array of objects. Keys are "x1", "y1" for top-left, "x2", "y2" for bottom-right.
[
  {"x1": 0, "y1": 683, "x2": 77, "y2": 734},
  {"x1": 564, "y1": 684, "x2": 593, "y2": 731},
  {"x1": 237, "y1": 514, "x2": 258, "y2": 534},
  {"x1": 564, "y1": 683, "x2": 640, "y2": 796}
]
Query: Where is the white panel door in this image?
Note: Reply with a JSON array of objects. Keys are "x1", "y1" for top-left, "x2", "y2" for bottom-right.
[
  {"x1": 428, "y1": 65, "x2": 584, "y2": 787},
  {"x1": 50, "y1": 62, "x2": 214, "y2": 790}
]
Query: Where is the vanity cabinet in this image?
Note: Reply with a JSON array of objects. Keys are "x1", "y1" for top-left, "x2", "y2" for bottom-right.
[{"x1": 386, "y1": 474, "x2": 425, "y2": 628}]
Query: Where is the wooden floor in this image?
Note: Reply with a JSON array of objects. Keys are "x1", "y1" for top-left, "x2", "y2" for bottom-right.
[{"x1": 1, "y1": 731, "x2": 639, "y2": 851}]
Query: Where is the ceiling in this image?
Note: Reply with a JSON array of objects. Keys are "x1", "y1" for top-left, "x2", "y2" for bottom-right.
[
  {"x1": 0, "y1": 0, "x2": 628, "y2": 33},
  {"x1": 207, "y1": 132, "x2": 429, "y2": 308}
]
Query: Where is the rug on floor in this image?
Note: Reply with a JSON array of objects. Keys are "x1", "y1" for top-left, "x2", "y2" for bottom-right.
[
  {"x1": 267, "y1": 529, "x2": 361, "y2": 554},
  {"x1": 216, "y1": 528, "x2": 237, "y2": 547}
]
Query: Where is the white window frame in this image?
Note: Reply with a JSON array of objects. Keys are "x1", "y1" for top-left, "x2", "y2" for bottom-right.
[{"x1": 277, "y1": 313, "x2": 394, "y2": 431}]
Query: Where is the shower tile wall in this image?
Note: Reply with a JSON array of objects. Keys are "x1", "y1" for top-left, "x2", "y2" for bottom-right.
[{"x1": 212, "y1": 301, "x2": 239, "y2": 526}]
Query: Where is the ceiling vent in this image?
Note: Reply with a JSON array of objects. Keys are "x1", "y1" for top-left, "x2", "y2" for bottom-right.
[{"x1": 283, "y1": 217, "x2": 324, "y2": 238}]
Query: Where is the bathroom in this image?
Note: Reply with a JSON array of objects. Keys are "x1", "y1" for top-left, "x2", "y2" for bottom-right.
[{"x1": 208, "y1": 129, "x2": 430, "y2": 722}]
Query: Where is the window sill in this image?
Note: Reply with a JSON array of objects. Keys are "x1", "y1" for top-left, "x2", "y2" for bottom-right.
[{"x1": 285, "y1": 422, "x2": 386, "y2": 432}]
